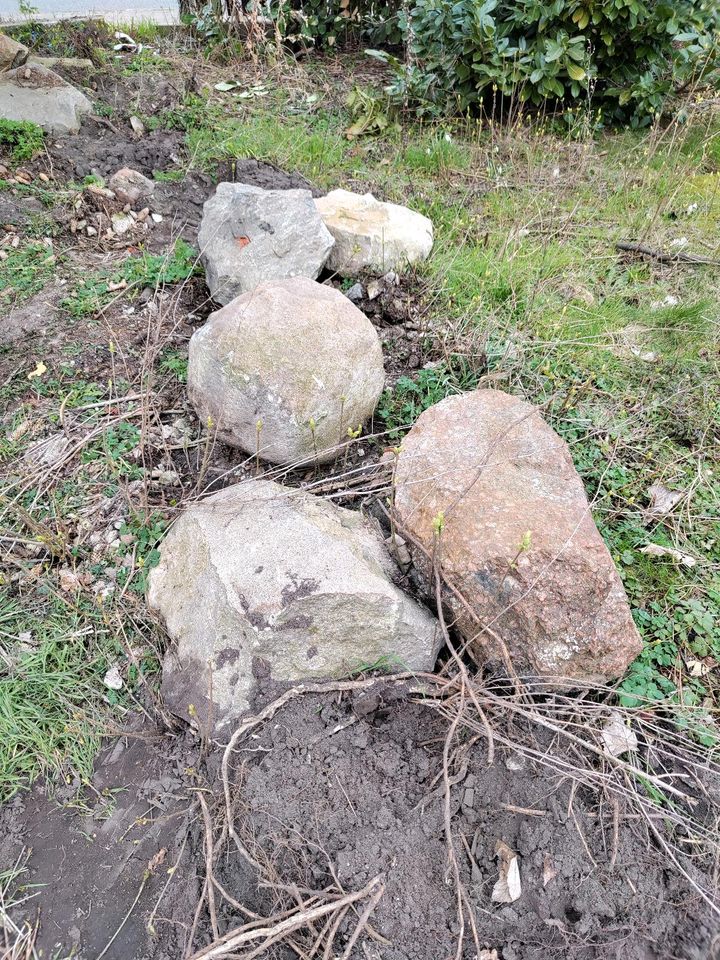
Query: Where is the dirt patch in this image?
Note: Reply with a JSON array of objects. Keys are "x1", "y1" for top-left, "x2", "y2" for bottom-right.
[
  {"x1": 46, "y1": 122, "x2": 186, "y2": 181},
  {"x1": 5, "y1": 686, "x2": 718, "y2": 960},
  {"x1": 217, "y1": 157, "x2": 321, "y2": 195},
  {"x1": 0, "y1": 720, "x2": 206, "y2": 960}
]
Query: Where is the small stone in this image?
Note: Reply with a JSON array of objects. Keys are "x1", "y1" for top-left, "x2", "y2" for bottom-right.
[
  {"x1": 86, "y1": 226, "x2": 97, "y2": 237},
  {"x1": 345, "y1": 282, "x2": 364, "y2": 302},
  {"x1": 151, "y1": 212, "x2": 163, "y2": 223},
  {"x1": 111, "y1": 212, "x2": 135, "y2": 235},
  {"x1": 367, "y1": 279, "x2": 382, "y2": 301},
  {"x1": 108, "y1": 166, "x2": 155, "y2": 206}
]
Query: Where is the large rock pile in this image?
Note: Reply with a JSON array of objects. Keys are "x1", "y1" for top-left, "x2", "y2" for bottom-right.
[
  {"x1": 148, "y1": 480, "x2": 441, "y2": 732},
  {"x1": 393, "y1": 390, "x2": 643, "y2": 683},
  {"x1": 187, "y1": 276, "x2": 385, "y2": 464},
  {"x1": 150, "y1": 175, "x2": 642, "y2": 731}
]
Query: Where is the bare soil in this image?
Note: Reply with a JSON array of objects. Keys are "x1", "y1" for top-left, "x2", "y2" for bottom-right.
[{"x1": 2, "y1": 684, "x2": 718, "y2": 960}]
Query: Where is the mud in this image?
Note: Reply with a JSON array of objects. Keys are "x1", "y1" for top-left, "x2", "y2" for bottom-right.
[{"x1": 48, "y1": 121, "x2": 187, "y2": 180}]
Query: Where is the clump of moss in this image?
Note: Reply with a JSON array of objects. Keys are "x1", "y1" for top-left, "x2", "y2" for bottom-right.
[{"x1": 0, "y1": 119, "x2": 45, "y2": 165}]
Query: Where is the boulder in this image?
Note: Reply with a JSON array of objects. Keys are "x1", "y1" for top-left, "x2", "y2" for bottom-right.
[
  {"x1": 188, "y1": 276, "x2": 385, "y2": 465},
  {"x1": 108, "y1": 166, "x2": 155, "y2": 206},
  {"x1": 393, "y1": 390, "x2": 643, "y2": 683},
  {"x1": 198, "y1": 181, "x2": 334, "y2": 305},
  {"x1": 0, "y1": 34, "x2": 28, "y2": 72},
  {"x1": 0, "y1": 64, "x2": 92, "y2": 135},
  {"x1": 315, "y1": 189, "x2": 433, "y2": 277},
  {"x1": 148, "y1": 479, "x2": 441, "y2": 732}
]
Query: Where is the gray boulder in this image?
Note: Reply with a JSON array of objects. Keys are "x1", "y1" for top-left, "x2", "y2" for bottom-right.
[
  {"x1": 148, "y1": 479, "x2": 441, "y2": 732},
  {"x1": 198, "y1": 181, "x2": 334, "y2": 305},
  {"x1": 188, "y1": 276, "x2": 385, "y2": 465},
  {"x1": 0, "y1": 64, "x2": 92, "y2": 135}
]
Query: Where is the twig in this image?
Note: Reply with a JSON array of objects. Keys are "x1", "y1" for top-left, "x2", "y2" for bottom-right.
[
  {"x1": 188, "y1": 876, "x2": 383, "y2": 960},
  {"x1": 198, "y1": 793, "x2": 220, "y2": 940},
  {"x1": 616, "y1": 240, "x2": 720, "y2": 266},
  {"x1": 96, "y1": 871, "x2": 149, "y2": 960},
  {"x1": 339, "y1": 881, "x2": 385, "y2": 960}
]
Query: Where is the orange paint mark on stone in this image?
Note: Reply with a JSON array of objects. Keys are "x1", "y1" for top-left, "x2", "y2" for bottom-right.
[{"x1": 236, "y1": 236, "x2": 251, "y2": 249}]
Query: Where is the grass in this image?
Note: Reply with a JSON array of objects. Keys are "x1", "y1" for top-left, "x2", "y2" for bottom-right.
[
  {"x1": 61, "y1": 240, "x2": 199, "y2": 318},
  {"x1": 0, "y1": 119, "x2": 44, "y2": 165},
  {"x1": 0, "y1": 241, "x2": 57, "y2": 305}
]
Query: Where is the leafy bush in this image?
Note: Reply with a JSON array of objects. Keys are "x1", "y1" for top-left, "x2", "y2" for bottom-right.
[
  {"x1": 371, "y1": 0, "x2": 720, "y2": 124},
  {"x1": 0, "y1": 119, "x2": 44, "y2": 164},
  {"x1": 262, "y1": 0, "x2": 404, "y2": 48}
]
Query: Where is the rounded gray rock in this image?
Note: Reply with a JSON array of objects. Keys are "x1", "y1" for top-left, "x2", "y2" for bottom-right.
[{"x1": 187, "y1": 276, "x2": 385, "y2": 465}]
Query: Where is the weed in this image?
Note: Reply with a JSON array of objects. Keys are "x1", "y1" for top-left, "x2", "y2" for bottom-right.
[
  {"x1": 0, "y1": 119, "x2": 44, "y2": 165},
  {"x1": 122, "y1": 49, "x2": 172, "y2": 75},
  {"x1": 377, "y1": 364, "x2": 482, "y2": 440},
  {"x1": 0, "y1": 242, "x2": 57, "y2": 305},
  {"x1": 61, "y1": 240, "x2": 198, "y2": 317},
  {"x1": 153, "y1": 169, "x2": 185, "y2": 183},
  {"x1": 116, "y1": 513, "x2": 168, "y2": 594},
  {"x1": 159, "y1": 349, "x2": 188, "y2": 383}
]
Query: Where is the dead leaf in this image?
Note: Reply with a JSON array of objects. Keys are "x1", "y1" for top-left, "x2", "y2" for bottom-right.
[
  {"x1": 647, "y1": 482, "x2": 685, "y2": 517},
  {"x1": 601, "y1": 712, "x2": 638, "y2": 758},
  {"x1": 686, "y1": 658, "x2": 716, "y2": 678},
  {"x1": 27, "y1": 361, "x2": 47, "y2": 380},
  {"x1": 147, "y1": 848, "x2": 167, "y2": 873},
  {"x1": 491, "y1": 840, "x2": 521, "y2": 903},
  {"x1": 59, "y1": 568, "x2": 81, "y2": 593},
  {"x1": 542, "y1": 853, "x2": 557, "y2": 887},
  {"x1": 639, "y1": 543, "x2": 697, "y2": 568}
]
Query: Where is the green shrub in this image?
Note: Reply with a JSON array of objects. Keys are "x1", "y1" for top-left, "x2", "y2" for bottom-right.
[
  {"x1": 370, "y1": 0, "x2": 720, "y2": 124},
  {"x1": 0, "y1": 119, "x2": 44, "y2": 164}
]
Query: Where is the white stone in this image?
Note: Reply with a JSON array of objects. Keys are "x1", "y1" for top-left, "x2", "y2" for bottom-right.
[
  {"x1": 148, "y1": 479, "x2": 441, "y2": 732},
  {"x1": 315, "y1": 189, "x2": 433, "y2": 277},
  {"x1": 188, "y1": 276, "x2": 385, "y2": 465}
]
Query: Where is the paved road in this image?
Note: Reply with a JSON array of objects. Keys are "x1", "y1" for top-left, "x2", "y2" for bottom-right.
[{"x1": 0, "y1": 0, "x2": 179, "y2": 24}]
